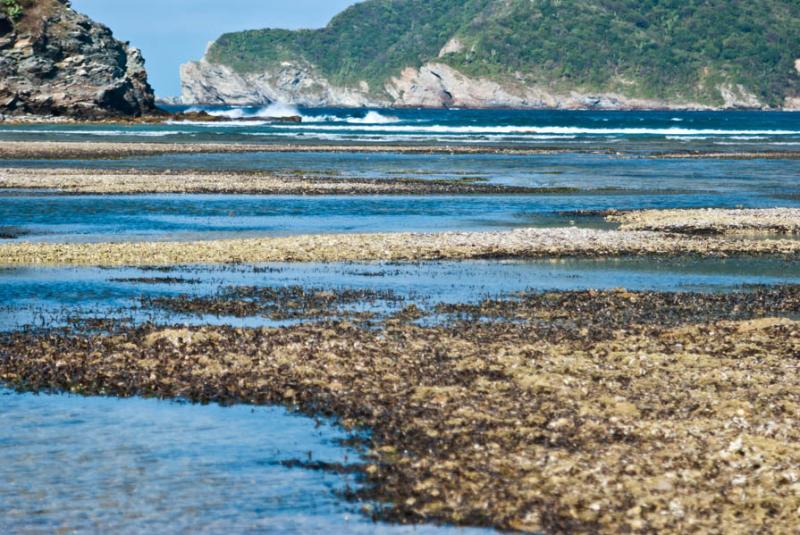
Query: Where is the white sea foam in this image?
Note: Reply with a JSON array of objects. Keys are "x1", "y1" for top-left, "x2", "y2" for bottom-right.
[
  {"x1": 346, "y1": 111, "x2": 400, "y2": 124},
  {"x1": 268, "y1": 124, "x2": 800, "y2": 136},
  {"x1": 202, "y1": 102, "x2": 303, "y2": 120},
  {"x1": 185, "y1": 105, "x2": 401, "y2": 125}
]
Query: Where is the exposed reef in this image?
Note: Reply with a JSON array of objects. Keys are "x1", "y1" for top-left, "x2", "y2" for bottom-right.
[
  {"x1": 3, "y1": 287, "x2": 800, "y2": 532},
  {"x1": 2, "y1": 226, "x2": 800, "y2": 267},
  {"x1": 0, "y1": 167, "x2": 579, "y2": 195},
  {"x1": 609, "y1": 208, "x2": 800, "y2": 236}
]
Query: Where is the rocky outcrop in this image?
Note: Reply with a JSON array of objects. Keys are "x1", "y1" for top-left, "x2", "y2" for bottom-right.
[
  {"x1": 0, "y1": 0, "x2": 156, "y2": 118},
  {"x1": 182, "y1": 58, "x2": 718, "y2": 110},
  {"x1": 181, "y1": 59, "x2": 378, "y2": 107}
]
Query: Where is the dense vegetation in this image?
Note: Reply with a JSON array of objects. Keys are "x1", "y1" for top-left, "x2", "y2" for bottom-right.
[
  {"x1": 2, "y1": 0, "x2": 23, "y2": 20},
  {"x1": 206, "y1": 0, "x2": 800, "y2": 106}
]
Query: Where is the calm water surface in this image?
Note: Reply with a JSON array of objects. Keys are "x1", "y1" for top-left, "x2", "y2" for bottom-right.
[{"x1": 0, "y1": 388, "x2": 488, "y2": 534}]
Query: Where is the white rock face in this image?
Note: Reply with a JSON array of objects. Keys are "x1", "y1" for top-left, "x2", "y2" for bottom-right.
[
  {"x1": 181, "y1": 56, "x2": 776, "y2": 110},
  {"x1": 180, "y1": 60, "x2": 381, "y2": 107},
  {"x1": 385, "y1": 62, "x2": 717, "y2": 110},
  {"x1": 784, "y1": 96, "x2": 800, "y2": 111},
  {"x1": 718, "y1": 83, "x2": 762, "y2": 109},
  {"x1": 438, "y1": 38, "x2": 464, "y2": 57}
]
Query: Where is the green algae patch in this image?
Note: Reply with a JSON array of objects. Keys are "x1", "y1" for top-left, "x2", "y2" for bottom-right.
[{"x1": 2, "y1": 287, "x2": 800, "y2": 532}]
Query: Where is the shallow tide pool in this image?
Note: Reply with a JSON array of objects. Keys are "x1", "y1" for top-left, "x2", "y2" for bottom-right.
[{"x1": 0, "y1": 388, "x2": 488, "y2": 534}]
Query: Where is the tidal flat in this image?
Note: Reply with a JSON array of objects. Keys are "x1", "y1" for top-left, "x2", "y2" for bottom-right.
[
  {"x1": 3, "y1": 109, "x2": 800, "y2": 532},
  {"x1": 3, "y1": 286, "x2": 800, "y2": 532}
]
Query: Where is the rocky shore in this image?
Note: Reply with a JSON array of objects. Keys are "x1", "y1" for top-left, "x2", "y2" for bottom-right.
[
  {"x1": 3, "y1": 286, "x2": 799, "y2": 532},
  {"x1": 2, "y1": 226, "x2": 800, "y2": 266},
  {"x1": 0, "y1": 167, "x2": 574, "y2": 195}
]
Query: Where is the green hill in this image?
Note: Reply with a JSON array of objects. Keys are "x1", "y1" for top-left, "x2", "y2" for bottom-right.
[{"x1": 191, "y1": 0, "x2": 800, "y2": 108}]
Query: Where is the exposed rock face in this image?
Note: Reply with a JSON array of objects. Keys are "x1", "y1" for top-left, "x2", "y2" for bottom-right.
[
  {"x1": 182, "y1": 0, "x2": 799, "y2": 110},
  {"x1": 181, "y1": 59, "x2": 377, "y2": 107},
  {"x1": 0, "y1": 0, "x2": 156, "y2": 118},
  {"x1": 182, "y1": 58, "x2": 715, "y2": 110}
]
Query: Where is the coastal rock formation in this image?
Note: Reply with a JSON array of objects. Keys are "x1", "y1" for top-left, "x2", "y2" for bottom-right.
[
  {"x1": 180, "y1": 59, "x2": 373, "y2": 107},
  {"x1": 385, "y1": 63, "x2": 713, "y2": 110},
  {"x1": 0, "y1": 0, "x2": 156, "y2": 118},
  {"x1": 182, "y1": 57, "x2": 769, "y2": 110},
  {"x1": 181, "y1": 58, "x2": 716, "y2": 110},
  {"x1": 180, "y1": 0, "x2": 800, "y2": 109}
]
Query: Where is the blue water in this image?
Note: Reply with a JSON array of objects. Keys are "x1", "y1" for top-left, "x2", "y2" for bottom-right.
[
  {"x1": 3, "y1": 151, "x2": 799, "y2": 243},
  {"x1": 7, "y1": 191, "x2": 797, "y2": 243},
  {"x1": 0, "y1": 388, "x2": 486, "y2": 534},
  {"x1": 1, "y1": 107, "x2": 799, "y2": 149},
  {"x1": 4, "y1": 258, "x2": 800, "y2": 332}
]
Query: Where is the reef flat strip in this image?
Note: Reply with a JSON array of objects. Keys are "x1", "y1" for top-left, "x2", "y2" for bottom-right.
[
  {"x1": 2, "y1": 288, "x2": 799, "y2": 532},
  {"x1": 0, "y1": 141, "x2": 797, "y2": 160},
  {"x1": 0, "y1": 141, "x2": 578, "y2": 160},
  {"x1": 2, "y1": 227, "x2": 800, "y2": 266},
  {"x1": 0, "y1": 167, "x2": 567, "y2": 195},
  {"x1": 653, "y1": 151, "x2": 800, "y2": 160},
  {"x1": 610, "y1": 208, "x2": 800, "y2": 235}
]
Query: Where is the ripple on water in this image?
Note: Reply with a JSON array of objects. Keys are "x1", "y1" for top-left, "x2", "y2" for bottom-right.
[{"x1": 0, "y1": 389, "x2": 488, "y2": 533}]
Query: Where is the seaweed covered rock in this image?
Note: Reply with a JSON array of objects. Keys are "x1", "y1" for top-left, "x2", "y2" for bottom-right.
[{"x1": 0, "y1": 0, "x2": 156, "y2": 118}]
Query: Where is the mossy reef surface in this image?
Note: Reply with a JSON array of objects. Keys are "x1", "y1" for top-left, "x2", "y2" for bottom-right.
[{"x1": 2, "y1": 286, "x2": 800, "y2": 532}]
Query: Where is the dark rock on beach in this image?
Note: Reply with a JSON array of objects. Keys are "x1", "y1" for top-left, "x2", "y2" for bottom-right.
[{"x1": 0, "y1": 0, "x2": 156, "y2": 119}]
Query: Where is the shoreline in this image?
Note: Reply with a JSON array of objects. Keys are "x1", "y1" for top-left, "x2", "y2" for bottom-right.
[{"x1": 2, "y1": 227, "x2": 800, "y2": 266}]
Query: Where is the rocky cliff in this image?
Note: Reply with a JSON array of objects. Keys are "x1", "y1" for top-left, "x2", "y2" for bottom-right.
[
  {"x1": 0, "y1": 0, "x2": 156, "y2": 118},
  {"x1": 182, "y1": 57, "x2": 800, "y2": 111},
  {"x1": 181, "y1": 0, "x2": 800, "y2": 110}
]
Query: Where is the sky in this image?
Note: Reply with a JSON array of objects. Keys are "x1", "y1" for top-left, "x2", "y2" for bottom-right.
[{"x1": 71, "y1": 0, "x2": 361, "y2": 97}]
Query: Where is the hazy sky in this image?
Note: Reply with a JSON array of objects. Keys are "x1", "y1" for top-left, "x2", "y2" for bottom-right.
[{"x1": 71, "y1": 0, "x2": 360, "y2": 97}]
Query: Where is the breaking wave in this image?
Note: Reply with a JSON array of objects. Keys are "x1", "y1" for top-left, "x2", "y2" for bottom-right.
[
  {"x1": 274, "y1": 125, "x2": 800, "y2": 136},
  {"x1": 187, "y1": 104, "x2": 400, "y2": 125}
]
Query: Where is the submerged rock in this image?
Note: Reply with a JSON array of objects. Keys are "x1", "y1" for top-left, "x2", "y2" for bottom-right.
[{"x1": 0, "y1": 0, "x2": 156, "y2": 118}]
